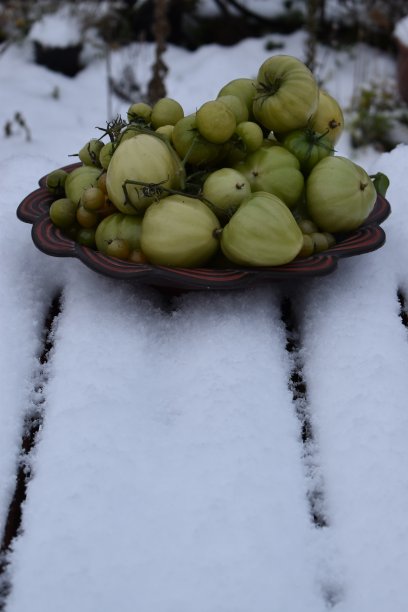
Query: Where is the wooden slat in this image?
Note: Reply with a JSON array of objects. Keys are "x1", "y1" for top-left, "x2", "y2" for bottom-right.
[
  {"x1": 0, "y1": 158, "x2": 62, "y2": 540},
  {"x1": 4, "y1": 272, "x2": 327, "y2": 612},
  {"x1": 301, "y1": 247, "x2": 408, "y2": 612}
]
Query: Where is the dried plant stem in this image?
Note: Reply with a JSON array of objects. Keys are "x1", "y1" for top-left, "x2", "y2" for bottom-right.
[{"x1": 147, "y1": 0, "x2": 170, "y2": 104}]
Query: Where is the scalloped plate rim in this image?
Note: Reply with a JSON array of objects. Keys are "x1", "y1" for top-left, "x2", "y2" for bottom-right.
[{"x1": 16, "y1": 163, "x2": 391, "y2": 290}]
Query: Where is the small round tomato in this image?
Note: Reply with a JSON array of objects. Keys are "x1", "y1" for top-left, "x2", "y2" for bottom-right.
[
  {"x1": 64, "y1": 166, "x2": 101, "y2": 205},
  {"x1": 127, "y1": 102, "x2": 152, "y2": 124},
  {"x1": 217, "y1": 78, "x2": 257, "y2": 119},
  {"x1": 172, "y1": 114, "x2": 224, "y2": 167},
  {"x1": 95, "y1": 213, "x2": 143, "y2": 255},
  {"x1": 216, "y1": 95, "x2": 248, "y2": 124},
  {"x1": 81, "y1": 186, "x2": 106, "y2": 211},
  {"x1": 76, "y1": 227, "x2": 96, "y2": 247},
  {"x1": 297, "y1": 233, "x2": 315, "y2": 257},
  {"x1": 196, "y1": 100, "x2": 236, "y2": 144},
  {"x1": 46, "y1": 169, "x2": 68, "y2": 196},
  {"x1": 49, "y1": 198, "x2": 77, "y2": 229},
  {"x1": 151, "y1": 97, "x2": 184, "y2": 128},
  {"x1": 78, "y1": 139, "x2": 104, "y2": 167},
  {"x1": 99, "y1": 142, "x2": 115, "y2": 170},
  {"x1": 202, "y1": 168, "x2": 251, "y2": 219},
  {"x1": 76, "y1": 204, "x2": 99, "y2": 228},
  {"x1": 281, "y1": 127, "x2": 334, "y2": 174}
]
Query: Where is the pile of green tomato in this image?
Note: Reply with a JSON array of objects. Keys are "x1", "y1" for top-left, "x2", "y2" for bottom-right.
[{"x1": 46, "y1": 53, "x2": 383, "y2": 268}]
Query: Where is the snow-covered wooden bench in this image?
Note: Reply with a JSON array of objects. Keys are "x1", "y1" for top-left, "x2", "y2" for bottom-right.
[{"x1": 1, "y1": 147, "x2": 408, "y2": 612}]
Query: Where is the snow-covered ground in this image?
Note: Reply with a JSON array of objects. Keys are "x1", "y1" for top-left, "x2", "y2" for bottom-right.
[{"x1": 1, "y1": 17, "x2": 408, "y2": 612}]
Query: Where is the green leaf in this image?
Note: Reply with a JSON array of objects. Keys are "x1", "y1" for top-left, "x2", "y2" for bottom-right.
[{"x1": 370, "y1": 172, "x2": 390, "y2": 197}]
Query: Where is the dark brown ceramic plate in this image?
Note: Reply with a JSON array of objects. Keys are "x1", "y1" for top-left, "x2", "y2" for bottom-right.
[{"x1": 17, "y1": 163, "x2": 391, "y2": 291}]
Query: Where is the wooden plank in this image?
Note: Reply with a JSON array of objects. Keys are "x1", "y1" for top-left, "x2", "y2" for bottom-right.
[
  {"x1": 5, "y1": 272, "x2": 327, "y2": 612},
  {"x1": 301, "y1": 247, "x2": 408, "y2": 612},
  {"x1": 0, "y1": 158, "x2": 61, "y2": 541}
]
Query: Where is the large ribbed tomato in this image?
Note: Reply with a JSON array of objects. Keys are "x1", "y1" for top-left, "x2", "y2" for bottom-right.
[
  {"x1": 141, "y1": 194, "x2": 221, "y2": 267},
  {"x1": 106, "y1": 133, "x2": 184, "y2": 215},
  {"x1": 252, "y1": 55, "x2": 319, "y2": 133},
  {"x1": 220, "y1": 191, "x2": 303, "y2": 266}
]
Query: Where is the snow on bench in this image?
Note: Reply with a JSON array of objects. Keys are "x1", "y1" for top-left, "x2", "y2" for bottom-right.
[{"x1": 1, "y1": 148, "x2": 408, "y2": 612}]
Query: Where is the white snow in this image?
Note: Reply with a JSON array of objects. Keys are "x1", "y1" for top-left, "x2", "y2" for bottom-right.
[
  {"x1": 394, "y1": 15, "x2": 408, "y2": 47},
  {"x1": 28, "y1": 6, "x2": 82, "y2": 48},
  {"x1": 1, "y1": 17, "x2": 408, "y2": 612}
]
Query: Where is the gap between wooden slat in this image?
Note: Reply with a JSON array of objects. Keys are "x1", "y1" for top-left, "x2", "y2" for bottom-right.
[
  {"x1": 281, "y1": 295, "x2": 346, "y2": 608},
  {"x1": 0, "y1": 292, "x2": 62, "y2": 609},
  {"x1": 281, "y1": 296, "x2": 328, "y2": 529},
  {"x1": 397, "y1": 288, "x2": 408, "y2": 328}
]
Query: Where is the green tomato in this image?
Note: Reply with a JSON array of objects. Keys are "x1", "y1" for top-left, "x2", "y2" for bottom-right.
[
  {"x1": 76, "y1": 204, "x2": 99, "y2": 228},
  {"x1": 81, "y1": 186, "x2": 106, "y2": 211},
  {"x1": 217, "y1": 78, "x2": 257, "y2": 120},
  {"x1": 151, "y1": 97, "x2": 184, "y2": 128},
  {"x1": 310, "y1": 89, "x2": 344, "y2": 145},
  {"x1": 220, "y1": 191, "x2": 303, "y2": 266},
  {"x1": 310, "y1": 231, "x2": 330, "y2": 252},
  {"x1": 49, "y1": 198, "x2": 77, "y2": 229},
  {"x1": 46, "y1": 169, "x2": 68, "y2": 196},
  {"x1": 64, "y1": 166, "x2": 101, "y2": 205},
  {"x1": 252, "y1": 54, "x2": 319, "y2": 133},
  {"x1": 95, "y1": 212, "x2": 143, "y2": 254},
  {"x1": 171, "y1": 114, "x2": 224, "y2": 167},
  {"x1": 105, "y1": 238, "x2": 131, "y2": 260},
  {"x1": 235, "y1": 145, "x2": 304, "y2": 209},
  {"x1": 141, "y1": 194, "x2": 221, "y2": 267},
  {"x1": 224, "y1": 120, "x2": 265, "y2": 164},
  {"x1": 127, "y1": 102, "x2": 152, "y2": 124},
  {"x1": 297, "y1": 218, "x2": 319, "y2": 234},
  {"x1": 298, "y1": 233, "x2": 315, "y2": 258},
  {"x1": 78, "y1": 139, "x2": 104, "y2": 167},
  {"x1": 106, "y1": 133, "x2": 184, "y2": 214},
  {"x1": 99, "y1": 142, "x2": 115, "y2": 170},
  {"x1": 155, "y1": 124, "x2": 174, "y2": 140},
  {"x1": 118, "y1": 124, "x2": 144, "y2": 144},
  {"x1": 216, "y1": 95, "x2": 249, "y2": 124},
  {"x1": 235, "y1": 121, "x2": 264, "y2": 153},
  {"x1": 196, "y1": 100, "x2": 236, "y2": 144},
  {"x1": 76, "y1": 227, "x2": 96, "y2": 248},
  {"x1": 281, "y1": 127, "x2": 334, "y2": 175},
  {"x1": 202, "y1": 168, "x2": 251, "y2": 219},
  {"x1": 305, "y1": 156, "x2": 377, "y2": 232}
]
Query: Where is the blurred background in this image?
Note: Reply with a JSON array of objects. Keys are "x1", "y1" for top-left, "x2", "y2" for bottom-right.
[{"x1": 1, "y1": 0, "x2": 408, "y2": 152}]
